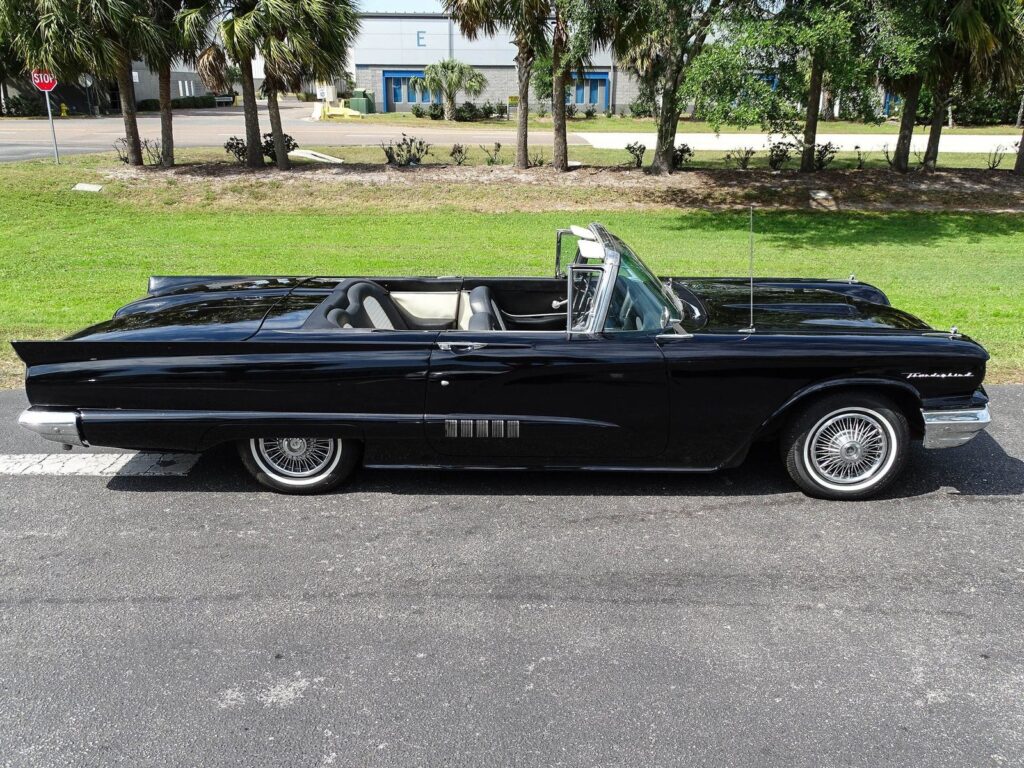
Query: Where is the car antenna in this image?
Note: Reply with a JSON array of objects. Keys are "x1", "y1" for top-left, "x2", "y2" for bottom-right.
[{"x1": 739, "y1": 205, "x2": 755, "y2": 334}]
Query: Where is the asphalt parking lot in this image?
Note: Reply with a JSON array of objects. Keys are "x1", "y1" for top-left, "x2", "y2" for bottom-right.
[{"x1": 1, "y1": 386, "x2": 1022, "y2": 767}]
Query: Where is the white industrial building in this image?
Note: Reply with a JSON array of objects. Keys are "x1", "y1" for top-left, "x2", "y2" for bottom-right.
[{"x1": 345, "y1": 12, "x2": 640, "y2": 113}]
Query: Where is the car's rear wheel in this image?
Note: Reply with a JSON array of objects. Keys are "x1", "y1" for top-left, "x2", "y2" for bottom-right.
[
  {"x1": 238, "y1": 437, "x2": 358, "y2": 494},
  {"x1": 782, "y1": 393, "x2": 909, "y2": 500}
]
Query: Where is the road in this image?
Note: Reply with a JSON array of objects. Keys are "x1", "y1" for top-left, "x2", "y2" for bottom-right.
[
  {"x1": 3, "y1": 103, "x2": 1021, "y2": 162},
  {"x1": 1, "y1": 385, "x2": 1022, "y2": 766}
]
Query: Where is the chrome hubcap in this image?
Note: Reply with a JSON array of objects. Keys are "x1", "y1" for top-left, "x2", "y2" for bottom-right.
[
  {"x1": 809, "y1": 412, "x2": 888, "y2": 485},
  {"x1": 257, "y1": 437, "x2": 336, "y2": 478}
]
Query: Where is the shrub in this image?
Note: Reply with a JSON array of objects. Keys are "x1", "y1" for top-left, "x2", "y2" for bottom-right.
[
  {"x1": 450, "y1": 143, "x2": 468, "y2": 166},
  {"x1": 537, "y1": 103, "x2": 548, "y2": 118},
  {"x1": 224, "y1": 136, "x2": 247, "y2": 163},
  {"x1": 381, "y1": 133, "x2": 431, "y2": 166},
  {"x1": 854, "y1": 145, "x2": 869, "y2": 170},
  {"x1": 410, "y1": 104, "x2": 426, "y2": 118},
  {"x1": 672, "y1": 143, "x2": 694, "y2": 170},
  {"x1": 814, "y1": 141, "x2": 838, "y2": 171},
  {"x1": 626, "y1": 141, "x2": 646, "y2": 168},
  {"x1": 768, "y1": 140, "x2": 796, "y2": 170},
  {"x1": 114, "y1": 138, "x2": 130, "y2": 164},
  {"x1": 480, "y1": 100, "x2": 496, "y2": 119},
  {"x1": 141, "y1": 139, "x2": 162, "y2": 166},
  {"x1": 428, "y1": 103, "x2": 444, "y2": 120},
  {"x1": 136, "y1": 98, "x2": 160, "y2": 112},
  {"x1": 584, "y1": 106, "x2": 597, "y2": 119},
  {"x1": 480, "y1": 142, "x2": 503, "y2": 165},
  {"x1": 629, "y1": 96, "x2": 654, "y2": 118},
  {"x1": 986, "y1": 144, "x2": 1007, "y2": 170},
  {"x1": 4, "y1": 93, "x2": 46, "y2": 116},
  {"x1": 565, "y1": 103, "x2": 577, "y2": 119},
  {"x1": 495, "y1": 101, "x2": 508, "y2": 118},
  {"x1": 530, "y1": 147, "x2": 546, "y2": 167},
  {"x1": 261, "y1": 132, "x2": 298, "y2": 160},
  {"x1": 170, "y1": 94, "x2": 216, "y2": 109},
  {"x1": 454, "y1": 101, "x2": 481, "y2": 122},
  {"x1": 724, "y1": 147, "x2": 756, "y2": 169}
]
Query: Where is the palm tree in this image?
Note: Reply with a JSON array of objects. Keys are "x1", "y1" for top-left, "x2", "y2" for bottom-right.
[
  {"x1": 197, "y1": 0, "x2": 264, "y2": 168},
  {"x1": 255, "y1": 0, "x2": 359, "y2": 170},
  {"x1": 148, "y1": 0, "x2": 220, "y2": 167},
  {"x1": 445, "y1": 0, "x2": 551, "y2": 169},
  {"x1": 0, "y1": 0, "x2": 161, "y2": 165},
  {"x1": 920, "y1": 0, "x2": 1024, "y2": 171},
  {"x1": 0, "y1": 33, "x2": 21, "y2": 115},
  {"x1": 410, "y1": 58, "x2": 487, "y2": 121}
]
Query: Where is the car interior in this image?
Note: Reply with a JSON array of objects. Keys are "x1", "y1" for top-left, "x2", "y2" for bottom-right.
[{"x1": 302, "y1": 277, "x2": 571, "y2": 333}]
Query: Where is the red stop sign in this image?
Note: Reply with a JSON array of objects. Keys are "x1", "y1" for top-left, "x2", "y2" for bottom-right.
[{"x1": 31, "y1": 69, "x2": 58, "y2": 92}]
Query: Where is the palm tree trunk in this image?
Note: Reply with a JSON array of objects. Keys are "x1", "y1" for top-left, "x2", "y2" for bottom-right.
[
  {"x1": 444, "y1": 93, "x2": 455, "y2": 121},
  {"x1": 158, "y1": 61, "x2": 174, "y2": 167},
  {"x1": 0, "y1": 79, "x2": 9, "y2": 115},
  {"x1": 1015, "y1": 91, "x2": 1023, "y2": 129},
  {"x1": 923, "y1": 84, "x2": 948, "y2": 172},
  {"x1": 799, "y1": 53, "x2": 824, "y2": 173},
  {"x1": 893, "y1": 76, "x2": 921, "y2": 173},
  {"x1": 1014, "y1": 127, "x2": 1024, "y2": 174},
  {"x1": 267, "y1": 89, "x2": 290, "y2": 170},
  {"x1": 514, "y1": 51, "x2": 532, "y2": 169},
  {"x1": 115, "y1": 58, "x2": 143, "y2": 166},
  {"x1": 550, "y1": 9, "x2": 569, "y2": 172},
  {"x1": 238, "y1": 56, "x2": 264, "y2": 168}
]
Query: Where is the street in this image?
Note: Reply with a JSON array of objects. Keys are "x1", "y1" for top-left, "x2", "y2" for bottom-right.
[
  {"x1": 1, "y1": 386, "x2": 1022, "y2": 766},
  {"x1": 2, "y1": 103, "x2": 1021, "y2": 162}
]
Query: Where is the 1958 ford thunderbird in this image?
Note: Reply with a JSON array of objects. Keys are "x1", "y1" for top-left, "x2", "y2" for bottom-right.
[{"x1": 14, "y1": 224, "x2": 991, "y2": 499}]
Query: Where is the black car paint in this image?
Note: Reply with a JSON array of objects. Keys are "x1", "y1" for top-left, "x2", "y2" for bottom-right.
[{"x1": 13, "y1": 254, "x2": 989, "y2": 471}]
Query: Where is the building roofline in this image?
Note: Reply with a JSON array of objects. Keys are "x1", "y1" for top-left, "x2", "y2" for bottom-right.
[{"x1": 359, "y1": 12, "x2": 450, "y2": 19}]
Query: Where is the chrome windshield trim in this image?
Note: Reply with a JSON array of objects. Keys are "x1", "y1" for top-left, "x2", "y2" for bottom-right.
[{"x1": 921, "y1": 405, "x2": 991, "y2": 449}]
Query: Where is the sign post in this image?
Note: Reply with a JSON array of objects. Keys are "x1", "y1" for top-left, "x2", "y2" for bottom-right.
[{"x1": 31, "y1": 69, "x2": 60, "y2": 164}]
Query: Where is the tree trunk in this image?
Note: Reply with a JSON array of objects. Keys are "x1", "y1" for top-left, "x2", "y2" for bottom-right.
[
  {"x1": 444, "y1": 94, "x2": 455, "y2": 121},
  {"x1": 799, "y1": 53, "x2": 824, "y2": 173},
  {"x1": 923, "y1": 84, "x2": 948, "y2": 172},
  {"x1": 115, "y1": 58, "x2": 143, "y2": 166},
  {"x1": 514, "y1": 51, "x2": 532, "y2": 169},
  {"x1": 1015, "y1": 91, "x2": 1023, "y2": 129},
  {"x1": 893, "y1": 75, "x2": 922, "y2": 173},
  {"x1": 550, "y1": 9, "x2": 569, "y2": 172},
  {"x1": 267, "y1": 89, "x2": 290, "y2": 170},
  {"x1": 158, "y1": 61, "x2": 174, "y2": 167},
  {"x1": 0, "y1": 79, "x2": 8, "y2": 116},
  {"x1": 649, "y1": 77, "x2": 682, "y2": 175},
  {"x1": 238, "y1": 56, "x2": 264, "y2": 168},
  {"x1": 1014, "y1": 127, "x2": 1024, "y2": 174}
]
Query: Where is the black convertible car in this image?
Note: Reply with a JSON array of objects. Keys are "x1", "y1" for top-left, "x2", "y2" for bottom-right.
[{"x1": 15, "y1": 224, "x2": 990, "y2": 499}]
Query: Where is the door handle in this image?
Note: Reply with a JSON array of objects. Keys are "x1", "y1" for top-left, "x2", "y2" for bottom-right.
[{"x1": 436, "y1": 342, "x2": 487, "y2": 352}]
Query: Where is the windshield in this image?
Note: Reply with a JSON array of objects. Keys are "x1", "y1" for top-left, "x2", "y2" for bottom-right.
[{"x1": 603, "y1": 239, "x2": 683, "y2": 332}]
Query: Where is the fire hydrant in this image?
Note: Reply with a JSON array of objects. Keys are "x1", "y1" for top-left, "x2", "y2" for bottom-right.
[{"x1": 60, "y1": 102, "x2": 69, "y2": 117}]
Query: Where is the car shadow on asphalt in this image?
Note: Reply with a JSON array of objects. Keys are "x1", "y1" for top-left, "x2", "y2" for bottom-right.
[{"x1": 103, "y1": 433, "x2": 1024, "y2": 500}]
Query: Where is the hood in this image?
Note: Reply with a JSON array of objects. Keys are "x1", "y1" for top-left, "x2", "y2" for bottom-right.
[
  {"x1": 69, "y1": 277, "x2": 311, "y2": 341},
  {"x1": 680, "y1": 280, "x2": 932, "y2": 334}
]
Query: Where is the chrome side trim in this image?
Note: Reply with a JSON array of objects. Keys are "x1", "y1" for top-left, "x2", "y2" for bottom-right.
[
  {"x1": 18, "y1": 408, "x2": 88, "y2": 447},
  {"x1": 921, "y1": 405, "x2": 991, "y2": 449}
]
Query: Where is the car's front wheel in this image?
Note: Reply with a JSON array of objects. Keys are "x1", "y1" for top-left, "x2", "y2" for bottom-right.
[
  {"x1": 782, "y1": 393, "x2": 909, "y2": 500},
  {"x1": 238, "y1": 437, "x2": 358, "y2": 494}
]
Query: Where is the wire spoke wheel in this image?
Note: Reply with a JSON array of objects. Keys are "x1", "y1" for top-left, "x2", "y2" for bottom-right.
[
  {"x1": 807, "y1": 410, "x2": 891, "y2": 488},
  {"x1": 252, "y1": 436, "x2": 341, "y2": 483}
]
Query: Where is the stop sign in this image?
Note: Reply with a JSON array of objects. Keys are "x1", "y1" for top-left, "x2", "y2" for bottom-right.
[{"x1": 31, "y1": 69, "x2": 58, "y2": 92}]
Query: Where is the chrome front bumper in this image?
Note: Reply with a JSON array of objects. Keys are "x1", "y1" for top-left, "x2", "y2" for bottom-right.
[
  {"x1": 922, "y1": 405, "x2": 991, "y2": 449},
  {"x1": 17, "y1": 408, "x2": 88, "y2": 447}
]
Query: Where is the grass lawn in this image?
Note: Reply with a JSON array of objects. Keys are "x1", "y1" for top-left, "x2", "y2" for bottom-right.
[
  {"x1": 355, "y1": 111, "x2": 1024, "y2": 136},
  {"x1": 1, "y1": 150, "x2": 1022, "y2": 386}
]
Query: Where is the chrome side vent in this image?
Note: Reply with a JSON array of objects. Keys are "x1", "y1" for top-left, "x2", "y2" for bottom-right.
[{"x1": 443, "y1": 419, "x2": 521, "y2": 438}]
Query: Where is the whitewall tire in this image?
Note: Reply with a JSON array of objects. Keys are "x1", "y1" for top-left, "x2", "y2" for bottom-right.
[{"x1": 238, "y1": 437, "x2": 358, "y2": 494}]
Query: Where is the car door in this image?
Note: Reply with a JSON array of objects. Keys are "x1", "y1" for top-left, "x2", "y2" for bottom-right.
[{"x1": 424, "y1": 329, "x2": 669, "y2": 461}]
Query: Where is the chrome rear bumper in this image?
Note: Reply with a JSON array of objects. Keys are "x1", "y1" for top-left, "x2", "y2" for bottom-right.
[
  {"x1": 922, "y1": 405, "x2": 991, "y2": 449},
  {"x1": 17, "y1": 408, "x2": 88, "y2": 447}
]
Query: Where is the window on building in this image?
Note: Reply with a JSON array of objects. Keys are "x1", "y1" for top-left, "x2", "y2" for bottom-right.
[
  {"x1": 575, "y1": 80, "x2": 584, "y2": 104},
  {"x1": 406, "y1": 78, "x2": 415, "y2": 103},
  {"x1": 589, "y1": 79, "x2": 599, "y2": 104},
  {"x1": 177, "y1": 80, "x2": 185, "y2": 97},
  {"x1": 392, "y1": 78, "x2": 403, "y2": 104}
]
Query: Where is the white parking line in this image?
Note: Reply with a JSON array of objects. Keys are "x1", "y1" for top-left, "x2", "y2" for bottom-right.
[{"x1": 0, "y1": 453, "x2": 200, "y2": 477}]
